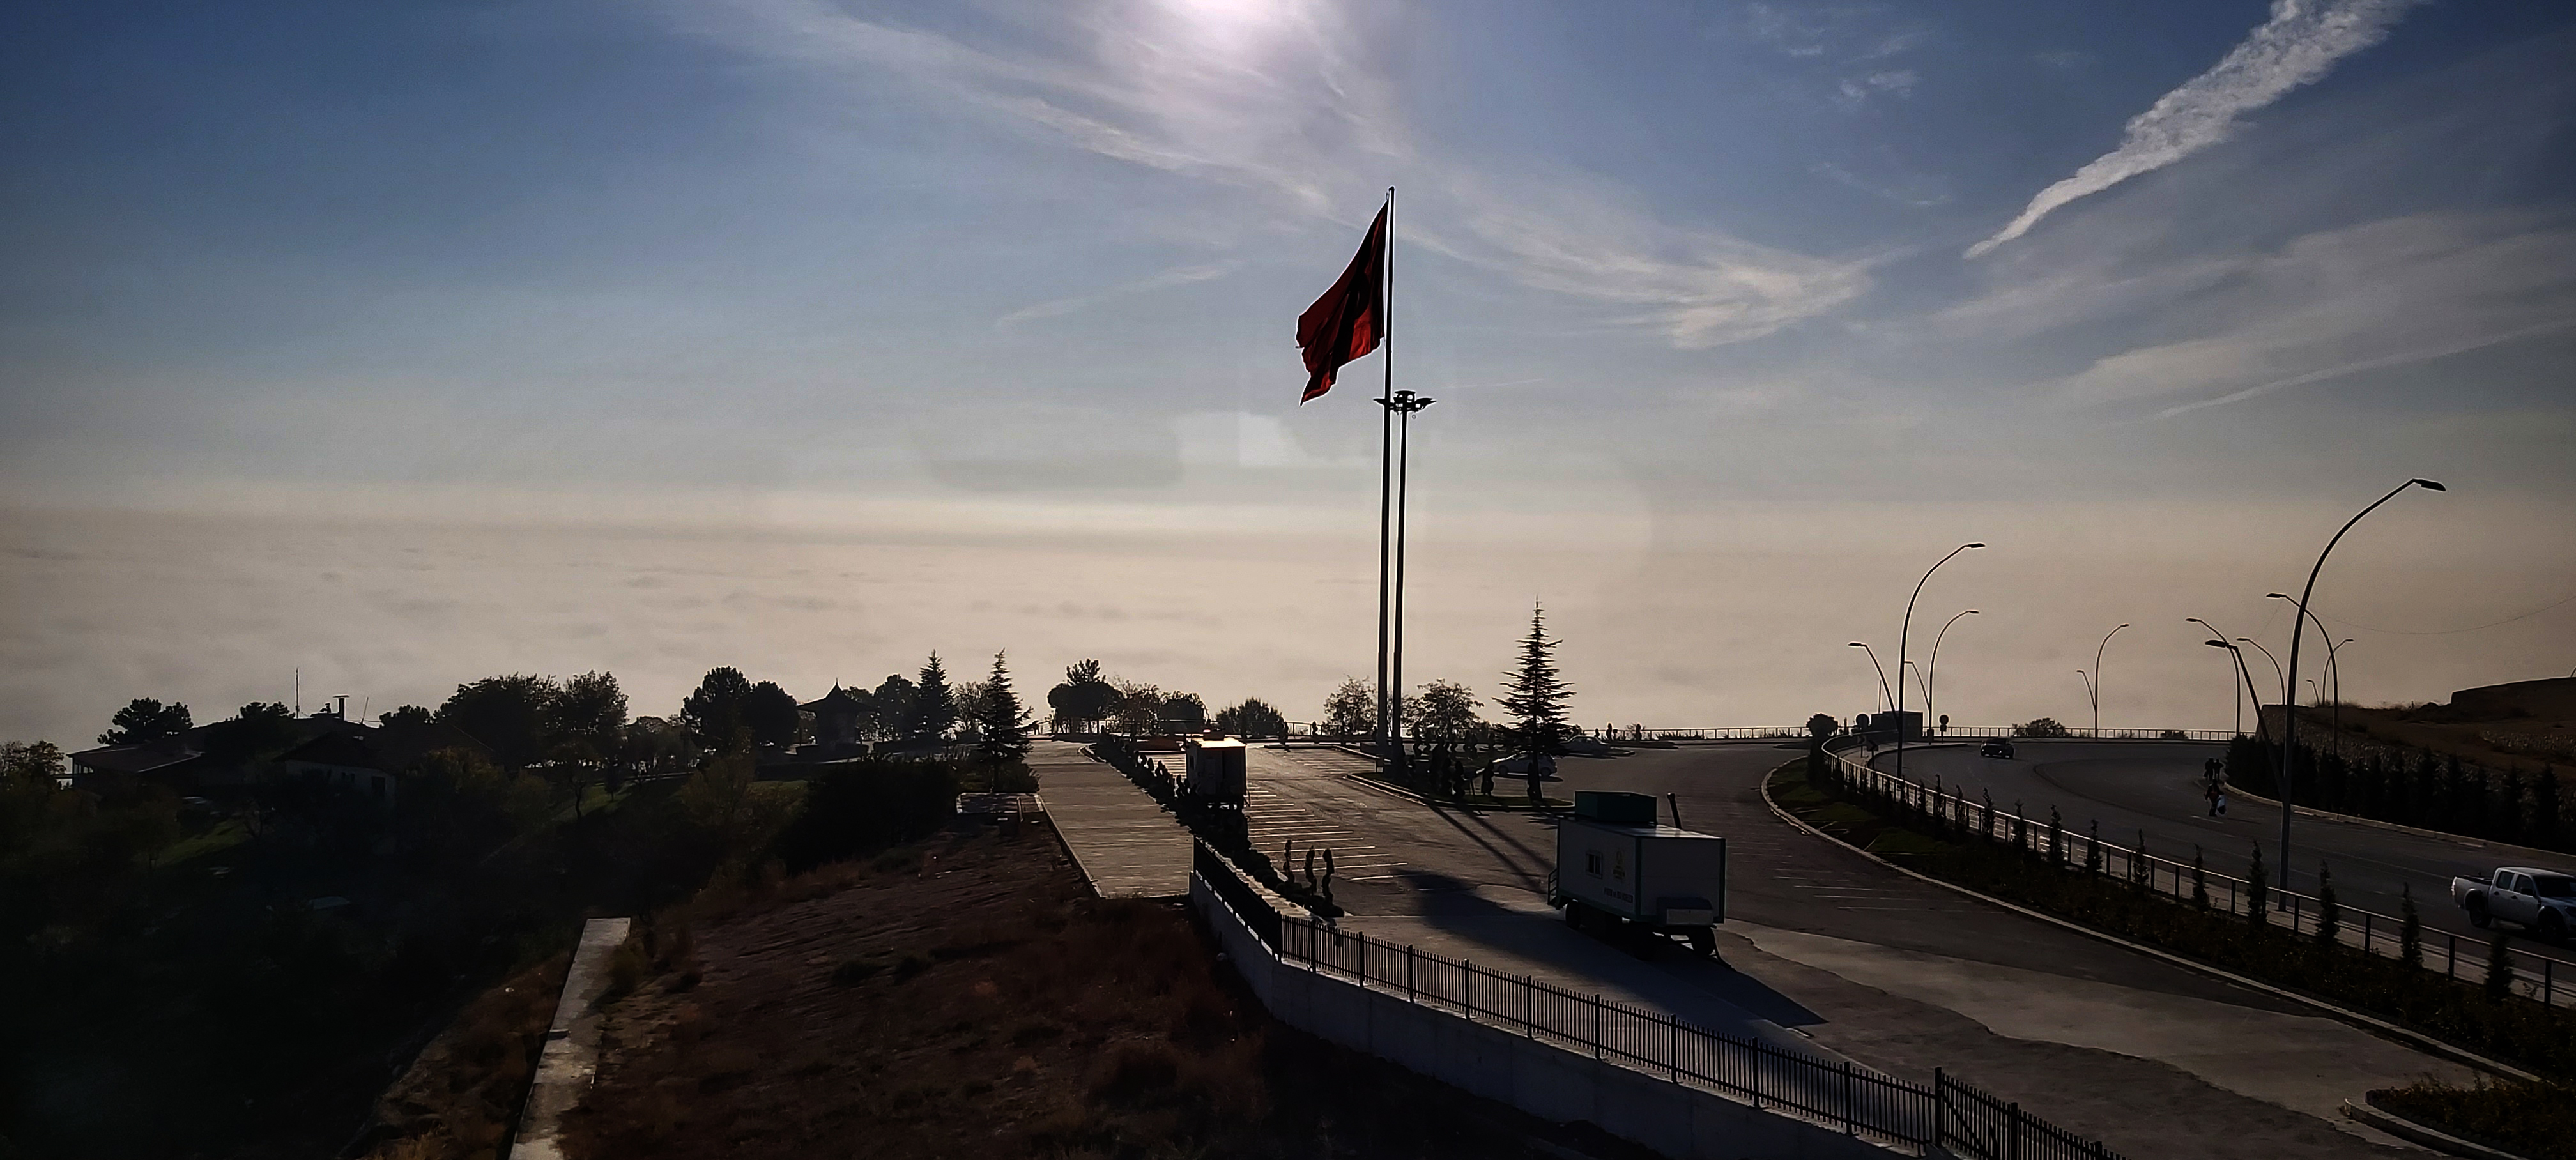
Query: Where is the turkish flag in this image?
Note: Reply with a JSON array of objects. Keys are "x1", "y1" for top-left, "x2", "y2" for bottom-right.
[{"x1": 1296, "y1": 205, "x2": 1388, "y2": 402}]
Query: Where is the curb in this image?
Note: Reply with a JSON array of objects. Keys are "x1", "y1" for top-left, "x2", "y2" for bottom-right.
[
  {"x1": 2342, "y1": 1099, "x2": 2535, "y2": 1160},
  {"x1": 1756, "y1": 764, "x2": 2537, "y2": 1084}
]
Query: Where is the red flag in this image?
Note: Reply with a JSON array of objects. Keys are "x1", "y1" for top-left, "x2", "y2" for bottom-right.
[{"x1": 1296, "y1": 204, "x2": 1388, "y2": 402}]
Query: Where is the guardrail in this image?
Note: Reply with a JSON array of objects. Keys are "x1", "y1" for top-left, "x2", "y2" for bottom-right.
[
  {"x1": 1195, "y1": 843, "x2": 2121, "y2": 1159},
  {"x1": 1608, "y1": 726, "x2": 2235, "y2": 742},
  {"x1": 1828, "y1": 749, "x2": 2576, "y2": 1008}
]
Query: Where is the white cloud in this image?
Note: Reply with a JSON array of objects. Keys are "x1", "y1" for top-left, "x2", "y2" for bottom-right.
[
  {"x1": 684, "y1": 0, "x2": 1869, "y2": 353},
  {"x1": 2039, "y1": 212, "x2": 2576, "y2": 411},
  {"x1": 1966, "y1": 0, "x2": 2423, "y2": 259},
  {"x1": 995, "y1": 261, "x2": 1242, "y2": 327}
]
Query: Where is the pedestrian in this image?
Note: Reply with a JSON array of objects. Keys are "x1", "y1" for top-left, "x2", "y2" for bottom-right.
[
  {"x1": 2206, "y1": 781, "x2": 2220, "y2": 818},
  {"x1": 2216, "y1": 786, "x2": 2228, "y2": 817}
]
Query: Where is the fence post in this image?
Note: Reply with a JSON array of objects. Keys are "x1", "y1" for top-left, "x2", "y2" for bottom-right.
[
  {"x1": 2549, "y1": 959, "x2": 2556, "y2": 1006},
  {"x1": 1358, "y1": 933, "x2": 1366, "y2": 986},
  {"x1": 1308, "y1": 915, "x2": 1318, "y2": 972},
  {"x1": 1592, "y1": 993, "x2": 1603, "y2": 1060},
  {"x1": 1669, "y1": 1013, "x2": 1679, "y2": 1083},
  {"x1": 1406, "y1": 945, "x2": 1415, "y2": 1001},
  {"x1": 1934, "y1": 1067, "x2": 1947, "y2": 1149},
  {"x1": 1464, "y1": 959, "x2": 1473, "y2": 1022},
  {"x1": 1526, "y1": 976, "x2": 1534, "y2": 1038},
  {"x1": 2011, "y1": 1101, "x2": 2024, "y2": 1160},
  {"x1": 2365, "y1": 913, "x2": 2373, "y2": 954},
  {"x1": 2450, "y1": 933, "x2": 2458, "y2": 981},
  {"x1": 1841, "y1": 1060, "x2": 1856, "y2": 1134}
]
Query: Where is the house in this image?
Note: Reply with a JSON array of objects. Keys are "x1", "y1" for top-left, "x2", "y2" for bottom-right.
[
  {"x1": 67, "y1": 738, "x2": 208, "y2": 797},
  {"x1": 797, "y1": 685, "x2": 873, "y2": 759},
  {"x1": 276, "y1": 722, "x2": 494, "y2": 807}
]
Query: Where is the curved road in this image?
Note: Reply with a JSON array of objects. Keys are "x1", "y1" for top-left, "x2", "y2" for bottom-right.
[
  {"x1": 1239, "y1": 742, "x2": 2462, "y2": 1158},
  {"x1": 1878, "y1": 739, "x2": 2561, "y2": 956}
]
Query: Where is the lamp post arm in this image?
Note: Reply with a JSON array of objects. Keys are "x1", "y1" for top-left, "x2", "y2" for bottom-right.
[{"x1": 1899, "y1": 544, "x2": 1979, "y2": 779}]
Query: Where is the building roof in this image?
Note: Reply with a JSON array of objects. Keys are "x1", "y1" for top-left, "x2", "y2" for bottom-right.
[
  {"x1": 68, "y1": 739, "x2": 204, "y2": 777},
  {"x1": 278, "y1": 721, "x2": 495, "y2": 775},
  {"x1": 800, "y1": 685, "x2": 870, "y2": 715}
]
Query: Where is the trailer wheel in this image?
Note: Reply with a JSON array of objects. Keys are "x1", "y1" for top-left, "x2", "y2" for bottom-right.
[
  {"x1": 1689, "y1": 928, "x2": 1717, "y2": 957},
  {"x1": 1564, "y1": 901, "x2": 1588, "y2": 931}
]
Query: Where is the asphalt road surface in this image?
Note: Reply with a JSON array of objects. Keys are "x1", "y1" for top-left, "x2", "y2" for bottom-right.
[
  {"x1": 1875, "y1": 738, "x2": 2565, "y2": 957},
  {"x1": 1241, "y1": 742, "x2": 2462, "y2": 1159}
]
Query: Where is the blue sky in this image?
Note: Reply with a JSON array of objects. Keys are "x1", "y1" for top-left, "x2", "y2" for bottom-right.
[{"x1": 3, "y1": 1, "x2": 2572, "y2": 743}]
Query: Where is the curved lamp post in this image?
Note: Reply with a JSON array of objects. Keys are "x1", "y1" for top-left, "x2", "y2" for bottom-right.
[
  {"x1": 2276, "y1": 478, "x2": 2445, "y2": 892},
  {"x1": 2236, "y1": 637, "x2": 2287, "y2": 707},
  {"x1": 1848, "y1": 642, "x2": 1894, "y2": 717},
  {"x1": 2204, "y1": 640, "x2": 2268, "y2": 742},
  {"x1": 2081, "y1": 623, "x2": 2129, "y2": 737},
  {"x1": 1927, "y1": 610, "x2": 1979, "y2": 738},
  {"x1": 1897, "y1": 543, "x2": 1984, "y2": 784},
  {"x1": 2188, "y1": 618, "x2": 2241, "y2": 735}
]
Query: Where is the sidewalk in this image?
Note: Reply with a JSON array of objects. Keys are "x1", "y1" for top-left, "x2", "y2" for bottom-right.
[{"x1": 1029, "y1": 740, "x2": 1192, "y2": 899}]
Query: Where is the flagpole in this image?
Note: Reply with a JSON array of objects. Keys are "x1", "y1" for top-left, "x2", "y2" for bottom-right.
[{"x1": 1374, "y1": 187, "x2": 1395, "y2": 752}]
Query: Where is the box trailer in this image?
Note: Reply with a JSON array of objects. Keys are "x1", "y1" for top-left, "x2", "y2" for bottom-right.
[
  {"x1": 1551, "y1": 791, "x2": 1726, "y2": 954},
  {"x1": 1181, "y1": 736, "x2": 1247, "y2": 807}
]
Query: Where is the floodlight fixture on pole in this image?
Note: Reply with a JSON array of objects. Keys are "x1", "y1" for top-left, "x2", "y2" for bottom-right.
[
  {"x1": 2275, "y1": 477, "x2": 2445, "y2": 894},
  {"x1": 2188, "y1": 618, "x2": 2241, "y2": 736},
  {"x1": 1897, "y1": 542, "x2": 1984, "y2": 784},
  {"x1": 1378, "y1": 388, "x2": 1435, "y2": 772},
  {"x1": 1848, "y1": 643, "x2": 1894, "y2": 717}
]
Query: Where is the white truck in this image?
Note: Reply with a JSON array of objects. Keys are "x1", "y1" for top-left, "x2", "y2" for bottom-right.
[
  {"x1": 1180, "y1": 735, "x2": 1246, "y2": 809},
  {"x1": 1551, "y1": 791, "x2": 1727, "y2": 955},
  {"x1": 2451, "y1": 866, "x2": 2576, "y2": 942}
]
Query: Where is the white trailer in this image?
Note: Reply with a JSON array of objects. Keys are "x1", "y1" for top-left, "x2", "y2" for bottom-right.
[
  {"x1": 1181, "y1": 736, "x2": 1247, "y2": 807},
  {"x1": 1551, "y1": 791, "x2": 1727, "y2": 954}
]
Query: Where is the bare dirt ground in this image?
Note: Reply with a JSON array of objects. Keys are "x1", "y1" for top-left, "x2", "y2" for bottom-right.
[{"x1": 560, "y1": 818, "x2": 1663, "y2": 1160}]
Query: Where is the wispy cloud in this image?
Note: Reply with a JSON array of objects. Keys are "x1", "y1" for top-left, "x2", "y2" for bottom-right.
[
  {"x1": 684, "y1": 0, "x2": 1869, "y2": 353},
  {"x1": 1966, "y1": 0, "x2": 2423, "y2": 259},
  {"x1": 995, "y1": 261, "x2": 1243, "y2": 327}
]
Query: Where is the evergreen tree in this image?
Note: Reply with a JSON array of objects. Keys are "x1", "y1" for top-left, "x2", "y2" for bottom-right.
[
  {"x1": 2400, "y1": 883, "x2": 2423, "y2": 968},
  {"x1": 2246, "y1": 844, "x2": 2268, "y2": 922},
  {"x1": 99, "y1": 698, "x2": 194, "y2": 745},
  {"x1": 972, "y1": 652, "x2": 1032, "y2": 774},
  {"x1": 907, "y1": 652, "x2": 958, "y2": 742},
  {"x1": 1496, "y1": 602, "x2": 1574, "y2": 756},
  {"x1": 2540, "y1": 767, "x2": 2564, "y2": 850},
  {"x1": 871, "y1": 673, "x2": 918, "y2": 740},
  {"x1": 2485, "y1": 934, "x2": 2516, "y2": 1004},
  {"x1": 2315, "y1": 861, "x2": 2340, "y2": 946}
]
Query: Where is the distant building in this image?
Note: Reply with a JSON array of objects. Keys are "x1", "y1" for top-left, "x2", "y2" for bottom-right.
[
  {"x1": 276, "y1": 722, "x2": 494, "y2": 807},
  {"x1": 68, "y1": 711, "x2": 490, "y2": 808},
  {"x1": 797, "y1": 685, "x2": 872, "y2": 759}
]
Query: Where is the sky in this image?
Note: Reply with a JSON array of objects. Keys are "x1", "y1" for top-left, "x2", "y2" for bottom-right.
[{"x1": 4, "y1": 1, "x2": 2573, "y2": 747}]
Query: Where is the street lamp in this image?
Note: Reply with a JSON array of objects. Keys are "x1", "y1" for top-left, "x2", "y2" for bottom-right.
[
  {"x1": 2081, "y1": 623, "x2": 2129, "y2": 738},
  {"x1": 2236, "y1": 637, "x2": 2287, "y2": 707},
  {"x1": 1848, "y1": 643, "x2": 1894, "y2": 717},
  {"x1": 1897, "y1": 543, "x2": 1984, "y2": 784},
  {"x1": 2187, "y1": 618, "x2": 2241, "y2": 735},
  {"x1": 1927, "y1": 610, "x2": 1979, "y2": 738},
  {"x1": 2276, "y1": 477, "x2": 2445, "y2": 894},
  {"x1": 2204, "y1": 641, "x2": 2268, "y2": 742}
]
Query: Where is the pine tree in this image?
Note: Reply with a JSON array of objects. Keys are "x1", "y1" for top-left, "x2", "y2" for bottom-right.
[
  {"x1": 2400, "y1": 883, "x2": 2423, "y2": 968},
  {"x1": 908, "y1": 652, "x2": 958, "y2": 742},
  {"x1": 1496, "y1": 602, "x2": 1573, "y2": 757},
  {"x1": 2247, "y1": 844, "x2": 2269, "y2": 923},
  {"x1": 2315, "y1": 861, "x2": 2340, "y2": 947},
  {"x1": 2540, "y1": 767, "x2": 2564, "y2": 850},
  {"x1": 2485, "y1": 934, "x2": 2516, "y2": 1004},
  {"x1": 972, "y1": 651, "x2": 1032, "y2": 781}
]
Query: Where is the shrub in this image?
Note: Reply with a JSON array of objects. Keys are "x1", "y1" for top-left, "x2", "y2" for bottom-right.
[
  {"x1": 2015, "y1": 717, "x2": 2072, "y2": 738},
  {"x1": 773, "y1": 759, "x2": 960, "y2": 871}
]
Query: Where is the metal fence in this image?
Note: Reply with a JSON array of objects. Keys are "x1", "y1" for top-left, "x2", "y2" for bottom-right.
[
  {"x1": 1604, "y1": 726, "x2": 2234, "y2": 743},
  {"x1": 1827, "y1": 749, "x2": 2576, "y2": 1007},
  {"x1": 1197, "y1": 844, "x2": 2121, "y2": 1159}
]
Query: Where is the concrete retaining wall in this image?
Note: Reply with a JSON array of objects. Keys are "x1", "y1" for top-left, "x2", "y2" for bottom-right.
[
  {"x1": 1192, "y1": 876, "x2": 1901, "y2": 1159},
  {"x1": 507, "y1": 916, "x2": 631, "y2": 1160}
]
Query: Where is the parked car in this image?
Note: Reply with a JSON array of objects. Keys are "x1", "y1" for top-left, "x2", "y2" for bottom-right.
[
  {"x1": 1979, "y1": 739, "x2": 2016, "y2": 760},
  {"x1": 2452, "y1": 866, "x2": 2576, "y2": 941}
]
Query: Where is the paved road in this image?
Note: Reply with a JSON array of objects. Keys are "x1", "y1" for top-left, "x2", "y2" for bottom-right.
[
  {"x1": 1246, "y1": 742, "x2": 2462, "y2": 1159},
  {"x1": 1876, "y1": 739, "x2": 2560, "y2": 958}
]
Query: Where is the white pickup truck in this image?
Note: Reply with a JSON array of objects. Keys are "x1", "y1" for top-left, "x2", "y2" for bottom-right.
[{"x1": 2451, "y1": 866, "x2": 2576, "y2": 942}]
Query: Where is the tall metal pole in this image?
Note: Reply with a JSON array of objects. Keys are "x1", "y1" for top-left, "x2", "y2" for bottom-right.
[
  {"x1": 2188, "y1": 618, "x2": 2239, "y2": 735},
  {"x1": 2090, "y1": 623, "x2": 2128, "y2": 737},
  {"x1": 1387, "y1": 389, "x2": 1432, "y2": 772},
  {"x1": 1372, "y1": 188, "x2": 1395, "y2": 750},
  {"x1": 2205, "y1": 640, "x2": 2267, "y2": 742},
  {"x1": 1848, "y1": 643, "x2": 1894, "y2": 717},
  {"x1": 1927, "y1": 609, "x2": 1978, "y2": 736},
  {"x1": 1897, "y1": 543, "x2": 1983, "y2": 784},
  {"x1": 2279, "y1": 478, "x2": 2444, "y2": 894}
]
